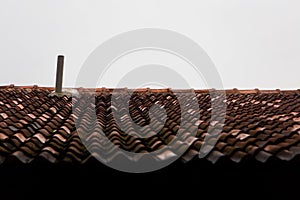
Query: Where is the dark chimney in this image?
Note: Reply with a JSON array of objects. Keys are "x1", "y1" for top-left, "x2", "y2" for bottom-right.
[{"x1": 55, "y1": 55, "x2": 64, "y2": 93}]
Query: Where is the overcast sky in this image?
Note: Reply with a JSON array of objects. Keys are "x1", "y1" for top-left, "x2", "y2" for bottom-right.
[{"x1": 0, "y1": 0, "x2": 299, "y2": 89}]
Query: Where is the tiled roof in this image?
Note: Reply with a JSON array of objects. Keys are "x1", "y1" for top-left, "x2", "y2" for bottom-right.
[{"x1": 1, "y1": 85, "x2": 300, "y2": 165}]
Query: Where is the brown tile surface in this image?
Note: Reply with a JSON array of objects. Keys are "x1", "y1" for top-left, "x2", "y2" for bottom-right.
[{"x1": 0, "y1": 85, "x2": 300, "y2": 164}]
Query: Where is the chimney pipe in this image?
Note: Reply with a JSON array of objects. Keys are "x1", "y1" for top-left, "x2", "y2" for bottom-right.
[{"x1": 55, "y1": 55, "x2": 64, "y2": 93}]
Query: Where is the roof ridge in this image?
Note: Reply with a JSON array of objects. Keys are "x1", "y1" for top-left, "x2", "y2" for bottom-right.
[{"x1": 0, "y1": 85, "x2": 299, "y2": 94}]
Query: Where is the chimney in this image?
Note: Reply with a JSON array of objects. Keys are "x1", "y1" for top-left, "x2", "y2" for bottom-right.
[
  {"x1": 49, "y1": 55, "x2": 72, "y2": 97},
  {"x1": 55, "y1": 55, "x2": 64, "y2": 93}
]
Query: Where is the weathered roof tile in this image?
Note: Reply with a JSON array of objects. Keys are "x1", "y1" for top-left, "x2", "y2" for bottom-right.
[{"x1": 0, "y1": 86, "x2": 300, "y2": 165}]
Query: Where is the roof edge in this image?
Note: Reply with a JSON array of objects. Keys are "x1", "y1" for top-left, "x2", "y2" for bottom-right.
[{"x1": 0, "y1": 85, "x2": 300, "y2": 94}]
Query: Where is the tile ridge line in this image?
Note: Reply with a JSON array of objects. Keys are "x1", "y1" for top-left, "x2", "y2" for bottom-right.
[{"x1": 0, "y1": 85, "x2": 299, "y2": 94}]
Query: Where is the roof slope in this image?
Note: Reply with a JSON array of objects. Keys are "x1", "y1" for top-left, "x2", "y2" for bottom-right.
[{"x1": 1, "y1": 85, "x2": 300, "y2": 165}]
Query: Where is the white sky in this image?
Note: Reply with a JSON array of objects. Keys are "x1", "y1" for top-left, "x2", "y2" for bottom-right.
[{"x1": 0, "y1": 0, "x2": 300, "y2": 89}]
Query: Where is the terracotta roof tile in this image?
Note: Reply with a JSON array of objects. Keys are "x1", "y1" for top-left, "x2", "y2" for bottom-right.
[{"x1": 0, "y1": 85, "x2": 300, "y2": 166}]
